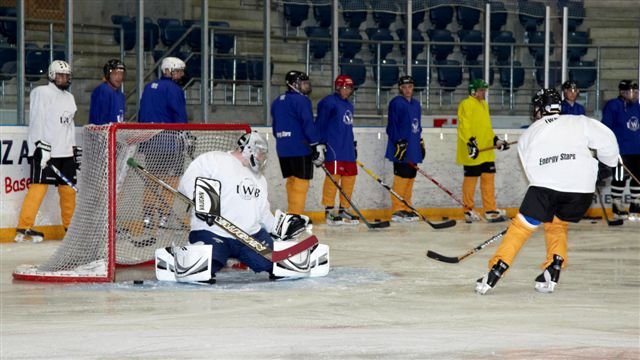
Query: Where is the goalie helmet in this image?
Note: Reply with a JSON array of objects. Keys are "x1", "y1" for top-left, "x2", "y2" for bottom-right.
[
  {"x1": 285, "y1": 70, "x2": 311, "y2": 95},
  {"x1": 237, "y1": 132, "x2": 268, "y2": 173},
  {"x1": 161, "y1": 56, "x2": 186, "y2": 73},
  {"x1": 531, "y1": 88, "x2": 562, "y2": 119},
  {"x1": 48, "y1": 60, "x2": 71, "y2": 81}
]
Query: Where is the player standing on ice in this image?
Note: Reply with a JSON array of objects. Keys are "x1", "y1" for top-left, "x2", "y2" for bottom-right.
[
  {"x1": 155, "y1": 132, "x2": 329, "y2": 284},
  {"x1": 475, "y1": 88, "x2": 619, "y2": 295},
  {"x1": 271, "y1": 70, "x2": 326, "y2": 216},
  {"x1": 316, "y1": 75, "x2": 360, "y2": 225},
  {"x1": 456, "y1": 79, "x2": 510, "y2": 223},
  {"x1": 15, "y1": 60, "x2": 79, "y2": 243},
  {"x1": 385, "y1": 75, "x2": 425, "y2": 223},
  {"x1": 601, "y1": 80, "x2": 640, "y2": 221}
]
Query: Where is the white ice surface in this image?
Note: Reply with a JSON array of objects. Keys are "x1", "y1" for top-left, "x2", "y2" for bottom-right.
[{"x1": 1, "y1": 220, "x2": 639, "y2": 359}]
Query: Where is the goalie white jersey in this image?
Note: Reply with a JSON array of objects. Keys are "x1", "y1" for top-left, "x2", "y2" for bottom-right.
[
  {"x1": 178, "y1": 151, "x2": 275, "y2": 237},
  {"x1": 518, "y1": 114, "x2": 619, "y2": 193}
]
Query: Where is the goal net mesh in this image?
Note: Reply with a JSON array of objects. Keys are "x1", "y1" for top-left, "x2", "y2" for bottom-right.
[{"x1": 13, "y1": 123, "x2": 249, "y2": 282}]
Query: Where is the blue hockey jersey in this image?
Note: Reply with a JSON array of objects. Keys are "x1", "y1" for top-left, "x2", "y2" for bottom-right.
[
  {"x1": 271, "y1": 91, "x2": 319, "y2": 157},
  {"x1": 316, "y1": 93, "x2": 356, "y2": 162},
  {"x1": 89, "y1": 82, "x2": 126, "y2": 125},
  {"x1": 385, "y1": 95, "x2": 423, "y2": 164},
  {"x1": 138, "y1": 77, "x2": 187, "y2": 123},
  {"x1": 602, "y1": 97, "x2": 640, "y2": 155}
]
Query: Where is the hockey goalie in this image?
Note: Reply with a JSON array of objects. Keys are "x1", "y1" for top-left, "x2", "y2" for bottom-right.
[{"x1": 154, "y1": 131, "x2": 329, "y2": 284}]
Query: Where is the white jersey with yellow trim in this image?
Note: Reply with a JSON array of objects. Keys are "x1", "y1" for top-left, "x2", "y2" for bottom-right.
[
  {"x1": 518, "y1": 114, "x2": 619, "y2": 193},
  {"x1": 27, "y1": 82, "x2": 77, "y2": 157},
  {"x1": 178, "y1": 151, "x2": 275, "y2": 237}
]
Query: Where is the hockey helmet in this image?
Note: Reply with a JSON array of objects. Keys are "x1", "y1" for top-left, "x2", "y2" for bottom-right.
[
  {"x1": 618, "y1": 79, "x2": 638, "y2": 91},
  {"x1": 335, "y1": 74, "x2": 354, "y2": 89},
  {"x1": 561, "y1": 80, "x2": 578, "y2": 91},
  {"x1": 103, "y1": 59, "x2": 126, "y2": 78},
  {"x1": 398, "y1": 75, "x2": 415, "y2": 86},
  {"x1": 469, "y1": 79, "x2": 489, "y2": 95},
  {"x1": 531, "y1": 88, "x2": 562, "y2": 119},
  {"x1": 285, "y1": 70, "x2": 311, "y2": 95},
  {"x1": 48, "y1": 60, "x2": 71, "y2": 81},
  {"x1": 161, "y1": 57, "x2": 186, "y2": 73},
  {"x1": 237, "y1": 131, "x2": 269, "y2": 173}
]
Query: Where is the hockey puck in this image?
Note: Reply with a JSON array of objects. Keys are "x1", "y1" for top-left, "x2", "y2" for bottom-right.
[
  {"x1": 133, "y1": 280, "x2": 144, "y2": 285},
  {"x1": 591, "y1": 220, "x2": 597, "y2": 224},
  {"x1": 374, "y1": 219, "x2": 381, "y2": 222}
]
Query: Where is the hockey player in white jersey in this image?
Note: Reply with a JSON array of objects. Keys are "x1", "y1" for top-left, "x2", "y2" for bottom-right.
[
  {"x1": 475, "y1": 88, "x2": 619, "y2": 295},
  {"x1": 155, "y1": 132, "x2": 329, "y2": 284},
  {"x1": 15, "y1": 60, "x2": 79, "y2": 243}
]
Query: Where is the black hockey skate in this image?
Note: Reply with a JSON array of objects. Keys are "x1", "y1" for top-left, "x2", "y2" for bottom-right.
[
  {"x1": 534, "y1": 254, "x2": 564, "y2": 293},
  {"x1": 475, "y1": 260, "x2": 509, "y2": 295},
  {"x1": 14, "y1": 228, "x2": 44, "y2": 243},
  {"x1": 612, "y1": 200, "x2": 629, "y2": 220}
]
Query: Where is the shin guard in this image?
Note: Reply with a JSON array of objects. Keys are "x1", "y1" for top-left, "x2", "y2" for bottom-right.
[
  {"x1": 321, "y1": 174, "x2": 341, "y2": 208},
  {"x1": 480, "y1": 172, "x2": 497, "y2": 212},
  {"x1": 542, "y1": 216, "x2": 568, "y2": 269},
  {"x1": 58, "y1": 185, "x2": 77, "y2": 229},
  {"x1": 286, "y1": 177, "x2": 310, "y2": 215},
  {"x1": 338, "y1": 175, "x2": 356, "y2": 209},
  {"x1": 17, "y1": 184, "x2": 48, "y2": 229},
  {"x1": 462, "y1": 176, "x2": 478, "y2": 211},
  {"x1": 391, "y1": 176, "x2": 410, "y2": 212},
  {"x1": 489, "y1": 214, "x2": 538, "y2": 268}
]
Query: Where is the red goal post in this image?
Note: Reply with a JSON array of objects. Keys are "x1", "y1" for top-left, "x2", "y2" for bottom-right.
[{"x1": 13, "y1": 123, "x2": 251, "y2": 282}]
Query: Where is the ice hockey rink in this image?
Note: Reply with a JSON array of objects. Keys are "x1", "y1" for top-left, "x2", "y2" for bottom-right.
[{"x1": 1, "y1": 220, "x2": 638, "y2": 359}]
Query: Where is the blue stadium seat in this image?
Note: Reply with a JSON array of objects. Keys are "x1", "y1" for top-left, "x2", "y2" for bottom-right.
[
  {"x1": 210, "y1": 21, "x2": 234, "y2": 54},
  {"x1": 157, "y1": 18, "x2": 185, "y2": 48},
  {"x1": 491, "y1": 30, "x2": 515, "y2": 62},
  {"x1": 409, "y1": 59, "x2": 430, "y2": 92},
  {"x1": 429, "y1": 1, "x2": 454, "y2": 30},
  {"x1": 339, "y1": 57, "x2": 366, "y2": 88},
  {"x1": 518, "y1": 0, "x2": 545, "y2": 33},
  {"x1": 371, "y1": 0, "x2": 398, "y2": 29},
  {"x1": 284, "y1": 3, "x2": 309, "y2": 28},
  {"x1": 185, "y1": 54, "x2": 201, "y2": 82},
  {"x1": 489, "y1": 1, "x2": 508, "y2": 32},
  {"x1": 569, "y1": 60, "x2": 597, "y2": 89},
  {"x1": 312, "y1": 0, "x2": 331, "y2": 28},
  {"x1": 467, "y1": 60, "x2": 494, "y2": 86},
  {"x1": 212, "y1": 57, "x2": 231, "y2": 84},
  {"x1": 558, "y1": 1, "x2": 585, "y2": 32},
  {"x1": 339, "y1": 27, "x2": 363, "y2": 59},
  {"x1": 401, "y1": 0, "x2": 427, "y2": 29},
  {"x1": 459, "y1": 30, "x2": 483, "y2": 62},
  {"x1": 111, "y1": 15, "x2": 135, "y2": 51},
  {"x1": 396, "y1": 28, "x2": 425, "y2": 60},
  {"x1": 567, "y1": 31, "x2": 589, "y2": 62},
  {"x1": 372, "y1": 58, "x2": 399, "y2": 90},
  {"x1": 535, "y1": 60, "x2": 562, "y2": 88},
  {"x1": 43, "y1": 44, "x2": 66, "y2": 61},
  {"x1": 456, "y1": 5, "x2": 481, "y2": 30},
  {"x1": 25, "y1": 46, "x2": 49, "y2": 83},
  {"x1": 527, "y1": 31, "x2": 555, "y2": 62},
  {"x1": 0, "y1": 7, "x2": 17, "y2": 45},
  {"x1": 0, "y1": 46, "x2": 16, "y2": 80},
  {"x1": 427, "y1": 29, "x2": 455, "y2": 62},
  {"x1": 304, "y1": 26, "x2": 331, "y2": 59},
  {"x1": 248, "y1": 58, "x2": 274, "y2": 83},
  {"x1": 497, "y1": 60, "x2": 525, "y2": 90},
  {"x1": 341, "y1": 0, "x2": 368, "y2": 29},
  {"x1": 366, "y1": 28, "x2": 394, "y2": 60},
  {"x1": 434, "y1": 59, "x2": 463, "y2": 92}
]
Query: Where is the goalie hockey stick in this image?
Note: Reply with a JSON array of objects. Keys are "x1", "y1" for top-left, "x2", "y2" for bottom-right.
[
  {"x1": 320, "y1": 165, "x2": 390, "y2": 229},
  {"x1": 595, "y1": 187, "x2": 623, "y2": 226},
  {"x1": 356, "y1": 161, "x2": 456, "y2": 229},
  {"x1": 409, "y1": 162, "x2": 470, "y2": 210},
  {"x1": 478, "y1": 140, "x2": 518, "y2": 153},
  {"x1": 126, "y1": 158, "x2": 318, "y2": 262},
  {"x1": 426, "y1": 228, "x2": 507, "y2": 263},
  {"x1": 49, "y1": 163, "x2": 79, "y2": 193}
]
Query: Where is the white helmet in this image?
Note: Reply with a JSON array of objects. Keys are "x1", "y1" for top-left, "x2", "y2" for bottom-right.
[
  {"x1": 48, "y1": 60, "x2": 71, "y2": 81},
  {"x1": 237, "y1": 132, "x2": 268, "y2": 173},
  {"x1": 161, "y1": 57, "x2": 185, "y2": 73}
]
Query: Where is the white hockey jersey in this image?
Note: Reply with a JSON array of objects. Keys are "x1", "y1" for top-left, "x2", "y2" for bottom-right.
[
  {"x1": 518, "y1": 114, "x2": 619, "y2": 193},
  {"x1": 27, "y1": 82, "x2": 77, "y2": 157},
  {"x1": 178, "y1": 151, "x2": 275, "y2": 237}
]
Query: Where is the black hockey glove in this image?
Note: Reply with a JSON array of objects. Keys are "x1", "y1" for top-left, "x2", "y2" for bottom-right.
[
  {"x1": 394, "y1": 140, "x2": 408, "y2": 161},
  {"x1": 420, "y1": 138, "x2": 426, "y2": 160},
  {"x1": 353, "y1": 141, "x2": 358, "y2": 159},
  {"x1": 467, "y1": 137, "x2": 479, "y2": 160},
  {"x1": 73, "y1": 146, "x2": 82, "y2": 170},
  {"x1": 311, "y1": 143, "x2": 326, "y2": 167},
  {"x1": 493, "y1": 136, "x2": 509, "y2": 151},
  {"x1": 35, "y1": 140, "x2": 51, "y2": 168}
]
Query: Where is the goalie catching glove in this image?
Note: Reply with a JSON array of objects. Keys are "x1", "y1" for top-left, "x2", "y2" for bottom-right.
[{"x1": 271, "y1": 209, "x2": 311, "y2": 241}]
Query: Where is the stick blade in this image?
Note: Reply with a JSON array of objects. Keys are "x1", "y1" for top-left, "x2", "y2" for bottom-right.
[
  {"x1": 426, "y1": 250, "x2": 460, "y2": 264},
  {"x1": 367, "y1": 221, "x2": 390, "y2": 229},
  {"x1": 428, "y1": 219, "x2": 457, "y2": 229}
]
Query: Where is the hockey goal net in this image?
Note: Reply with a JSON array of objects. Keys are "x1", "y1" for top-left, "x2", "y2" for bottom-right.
[{"x1": 13, "y1": 123, "x2": 250, "y2": 282}]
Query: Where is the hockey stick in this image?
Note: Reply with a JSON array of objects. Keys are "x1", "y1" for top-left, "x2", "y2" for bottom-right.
[
  {"x1": 409, "y1": 162, "x2": 470, "y2": 210},
  {"x1": 479, "y1": 141, "x2": 518, "y2": 153},
  {"x1": 320, "y1": 164, "x2": 390, "y2": 229},
  {"x1": 595, "y1": 186, "x2": 623, "y2": 226},
  {"x1": 426, "y1": 228, "x2": 507, "y2": 264},
  {"x1": 126, "y1": 158, "x2": 318, "y2": 262},
  {"x1": 356, "y1": 161, "x2": 456, "y2": 229},
  {"x1": 49, "y1": 163, "x2": 79, "y2": 193}
]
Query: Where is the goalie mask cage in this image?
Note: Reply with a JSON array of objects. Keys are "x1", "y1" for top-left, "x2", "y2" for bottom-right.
[{"x1": 13, "y1": 123, "x2": 250, "y2": 282}]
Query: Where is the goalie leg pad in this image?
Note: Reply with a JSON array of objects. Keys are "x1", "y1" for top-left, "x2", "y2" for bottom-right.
[
  {"x1": 155, "y1": 244, "x2": 214, "y2": 283},
  {"x1": 271, "y1": 241, "x2": 330, "y2": 279}
]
